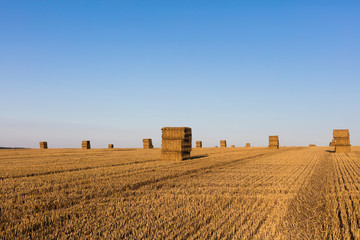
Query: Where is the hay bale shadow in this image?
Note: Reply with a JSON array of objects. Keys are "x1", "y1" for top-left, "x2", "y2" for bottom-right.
[
  {"x1": 325, "y1": 150, "x2": 335, "y2": 153},
  {"x1": 188, "y1": 154, "x2": 208, "y2": 160}
]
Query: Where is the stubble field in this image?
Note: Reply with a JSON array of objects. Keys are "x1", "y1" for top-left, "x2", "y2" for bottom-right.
[{"x1": 1, "y1": 146, "x2": 360, "y2": 239}]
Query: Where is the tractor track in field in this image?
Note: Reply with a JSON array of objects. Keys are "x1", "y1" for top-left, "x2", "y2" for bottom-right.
[
  {"x1": 280, "y1": 150, "x2": 330, "y2": 239},
  {"x1": 118, "y1": 148, "x2": 302, "y2": 194},
  {"x1": 0, "y1": 158, "x2": 160, "y2": 180},
  {"x1": 118, "y1": 153, "x2": 270, "y2": 192},
  {"x1": 5, "y1": 150, "x2": 296, "y2": 218},
  {"x1": 0, "y1": 149, "x2": 268, "y2": 181}
]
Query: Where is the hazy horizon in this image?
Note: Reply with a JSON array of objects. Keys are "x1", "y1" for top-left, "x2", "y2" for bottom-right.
[{"x1": 1, "y1": 1, "x2": 359, "y2": 148}]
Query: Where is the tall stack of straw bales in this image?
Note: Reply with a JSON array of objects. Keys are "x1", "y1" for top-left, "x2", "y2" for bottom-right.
[
  {"x1": 39, "y1": 142, "x2": 48, "y2": 149},
  {"x1": 333, "y1": 129, "x2": 351, "y2": 153},
  {"x1": 82, "y1": 140, "x2": 91, "y2": 149},
  {"x1": 108, "y1": 144, "x2": 114, "y2": 149},
  {"x1": 269, "y1": 136, "x2": 279, "y2": 149},
  {"x1": 196, "y1": 141, "x2": 202, "y2": 148},
  {"x1": 143, "y1": 139, "x2": 154, "y2": 149},
  {"x1": 220, "y1": 140, "x2": 227, "y2": 148},
  {"x1": 245, "y1": 143, "x2": 251, "y2": 148},
  {"x1": 161, "y1": 127, "x2": 192, "y2": 161}
]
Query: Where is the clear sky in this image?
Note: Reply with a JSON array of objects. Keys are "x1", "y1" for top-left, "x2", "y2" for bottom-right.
[{"x1": 1, "y1": 1, "x2": 359, "y2": 148}]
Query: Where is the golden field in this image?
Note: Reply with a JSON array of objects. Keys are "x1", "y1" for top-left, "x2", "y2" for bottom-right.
[{"x1": 1, "y1": 146, "x2": 360, "y2": 239}]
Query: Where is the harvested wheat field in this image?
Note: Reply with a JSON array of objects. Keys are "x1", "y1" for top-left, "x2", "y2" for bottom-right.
[{"x1": 1, "y1": 146, "x2": 360, "y2": 239}]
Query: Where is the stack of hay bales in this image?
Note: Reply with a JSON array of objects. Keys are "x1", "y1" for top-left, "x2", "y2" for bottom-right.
[
  {"x1": 196, "y1": 141, "x2": 202, "y2": 148},
  {"x1": 269, "y1": 136, "x2": 279, "y2": 149},
  {"x1": 333, "y1": 129, "x2": 351, "y2": 153},
  {"x1": 143, "y1": 139, "x2": 154, "y2": 149},
  {"x1": 108, "y1": 144, "x2": 114, "y2": 149},
  {"x1": 309, "y1": 144, "x2": 316, "y2": 147},
  {"x1": 161, "y1": 127, "x2": 192, "y2": 161},
  {"x1": 82, "y1": 140, "x2": 91, "y2": 149},
  {"x1": 329, "y1": 139, "x2": 335, "y2": 146},
  {"x1": 220, "y1": 140, "x2": 227, "y2": 148},
  {"x1": 245, "y1": 143, "x2": 251, "y2": 148},
  {"x1": 39, "y1": 142, "x2": 48, "y2": 149}
]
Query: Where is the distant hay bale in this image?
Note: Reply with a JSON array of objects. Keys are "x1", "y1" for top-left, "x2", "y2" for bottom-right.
[
  {"x1": 161, "y1": 127, "x2": 192, "y2": 161},
  {"x1": 39, "y1": 142, "x2": 48, "y2": 149},
  {"x1": 82, "y1": 140, "x2": 91, "y2": 149},
  {"x1": 245, "y1": 143, "x2": 251, "y2": 148},
  {"x1": 231, "y1": 145, "x2": 235, "y2": 148},
  {"x1": 220, "y1": 140, "x2": 227, "y2": 148},
  {"x1": 196, "y1": 141, "x2": 202, "y2": 148},
  {"x1": 309, "y1": 144, "x2": 316, "y2": 147},
  {"x1": 333, "y1": 129, "x2": 351, "y2": 153},
  {"x1": 143, "y1": 138, "x2": 154, "y2": 149},
  {"x1": 108, "y1": 144, "x2": 114, "y2": 149},
  {"x1": 268, "y1": 136, "x2": 279, "y2": 149}
]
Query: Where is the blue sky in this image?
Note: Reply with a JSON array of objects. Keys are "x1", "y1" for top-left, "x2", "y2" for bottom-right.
[{"x1": 1, "y1": 1, "x2": 359, "y2": 148}]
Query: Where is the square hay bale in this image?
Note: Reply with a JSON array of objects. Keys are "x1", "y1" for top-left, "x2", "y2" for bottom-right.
[
  {"x1": 335, "y1": 145, "x2": 351, "y2": 153},
  {"x1": 333, "y1": 129, "x2": 351, "y2": 153},
  {"x1": 161, "y1": 127, "x2": 192, "y2": 161},
  {"x1": 333, "y1": 129, "x2": 350, "y2": 138},
  {"x1": 82, "y1": 140, "x2": 91, "y2": 149},
  {"x1": 334, "y1": 138, "x2": 351, "y2": 146},
  {"x1": 161, "y1": 139, "x2": 192, "y2": 152},
  {"x1": 196, "y1": 141, "x2": 202, "y2": 148},
  {"x1": 162, "y1": 127, "x2": 192, "y2": 140},
  {"x1": 268, "y1": 135, "x2": 279, "y2": 149},
  {"x1": 245, "y1": 143, "x2": 251, "y2": 148},
  {"x1": 269, "y1": 140, "x2": 279, "y2": 145},
  {"x1": 39, "y1": 141, "x2": 48, "y2": 149},
  {"x1": 231, "y1": 145, "x2": 235, "y2": 148},
  {"x1": 269, "y1": 136, "x2": 279, "y2": 141},
  {"x1": 309, "y1": 144, "x2": 316, "y2": 147},
  {"x1": 143, "y1": 138, "x2": 154, "y2": 149},
  {"x1": 108, "y1": 144, "x2": 114, "y2": 149},
  {"x1": 220, "y1": 140, "x2": 227, "y2": 148},
  {"x1": 160, "y1": 151, "x2": 190, "y2": 161},
  {"x1": 268, "y1": 145, "x2": 279, "y2": 149}
]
